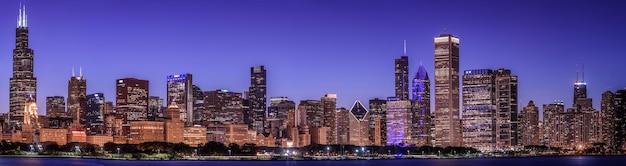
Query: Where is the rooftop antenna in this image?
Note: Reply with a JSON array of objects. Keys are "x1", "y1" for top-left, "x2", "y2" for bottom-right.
[
  {"x1": 79, "y1": 66, "x2": 82, "y2": 77},
  {"x1": 72, "y1": 68, "x2": 75, "y2": 77},
  {"x1": 403, "y1": 40, "x2": 407, "y2": 56},
  {"x1": 576, "y1": 64, "x2": 579, "y2": 83},
  {"x1": 17, "y1": 2, "x2": 21, "y2": 27},
  {"x1": 582, "y1": 58, "x2": 585, "y2": 82},
  {"x1": 23, "y1": 1, "x2": 27, "y2": 27}
]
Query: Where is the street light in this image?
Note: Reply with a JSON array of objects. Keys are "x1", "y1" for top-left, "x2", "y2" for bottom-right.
[
  {"x1": 228, "y1": 149, "x2": 231, "y2": 156},
  {"x1": 326, "y1": 146, "x2": 330, "y2": 158},
  {"x1": 117, "y1": 147, "x2": 121, "y2": 158}
]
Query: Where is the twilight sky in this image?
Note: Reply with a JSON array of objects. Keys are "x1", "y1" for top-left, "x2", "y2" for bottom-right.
[{"x1": 1, "y1": 0, "x2": 625, "y2": 117}]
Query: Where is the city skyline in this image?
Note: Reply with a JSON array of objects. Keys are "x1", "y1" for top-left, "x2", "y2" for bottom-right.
[{"x1": 1, "y1": 0, "x2": 626, "y2": 115}]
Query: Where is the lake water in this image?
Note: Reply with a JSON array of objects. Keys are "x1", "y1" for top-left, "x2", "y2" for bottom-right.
[{"x1": 0, "y1": 156, "x2": 624, "y2": 166}]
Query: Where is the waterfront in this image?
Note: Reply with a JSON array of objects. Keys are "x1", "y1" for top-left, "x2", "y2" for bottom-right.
[{"x1": 0, "y1": 156, "x2": 625, "y2": 166}]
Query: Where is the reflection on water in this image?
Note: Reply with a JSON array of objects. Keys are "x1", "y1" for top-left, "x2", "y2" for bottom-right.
[{"x1": 0, "y1": 156, "x2": 625, "y2": 166}]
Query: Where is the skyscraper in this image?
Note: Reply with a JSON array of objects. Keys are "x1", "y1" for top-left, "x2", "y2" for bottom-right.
[
  {"x1": 368, "y1": 98, "x2": 387, "y2": 146},
  {"x1": 613, "y1": 90, "x2": 626, "y2": 150},
  {"x1": 411, "y1": 64, "x2": 431, "y2": 146},
  {"x1": 192, "y1": 85, "x2": 204, "y2": 125},
  {"x1": 434, "y1": 34, "x2": 461, "y2": 147},
  {"x1": 348, "y1": 101, "x2": 369, "y2": 146},
  {"x1": 68, "y1": 69, "x2": 87, "y2": 128},
  {"x1": 461, "y1": 69, "x2": 495, "y2": 151},
  {"x1": 336, "y1": 107, "x2": 350, "y2": 145},
  {"x1": 601, "y1": 91, "x2": 616, "y2": 149},
  {"x1": 520, "y1": 100, "x2": 539, "y2": 146},
  {"x1": 300, "y1": 100, "x2": 322, "y2": 127},
  {"x1": 395, "y1": 42, "x2": 409, "y2": 100},
  {"x1": 321, "y1": 93, "x2": 338, "y2": 144},
  {"x1": 85, "y1": 93, "x2": 105, "y2": 135},
  {"x1": 166, "y1": 74, "x2": 193, "y2": 126},
  {"x1": 494, "y1": 68, "x2": 519, "y2": 148},
  {"x1": 574, "y1": 64, "x2": 588, "y2": 107},
  {"x1": 543, "y1": 101, "x2": 565, "y2": 147},
  {"x1": 249, "y1": 66, "x2": 267, "y2": 133},
  {"x1": 116, "y1": 78, "x2": 149, "y2": 124},
  {"x1": 386, "y1": 98, "x2": 411, "y2": 145},
  {"x1": 9, "y1": 3, "x2": 36, "y2": 123}
]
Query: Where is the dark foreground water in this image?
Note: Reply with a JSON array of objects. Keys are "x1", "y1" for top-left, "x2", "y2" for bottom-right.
[{"x1": 1, "y1": 156, "x2": 625, "y2": 166}]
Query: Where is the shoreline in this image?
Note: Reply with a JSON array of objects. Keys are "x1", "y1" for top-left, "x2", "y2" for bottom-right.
[{"x1": 1, "y1": 154, "x2": 624, "y2": 161}]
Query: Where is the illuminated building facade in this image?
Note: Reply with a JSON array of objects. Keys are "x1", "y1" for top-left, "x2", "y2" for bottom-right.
[
  {"x1": 128, "y1": 121, "x2": 165, "y2": 144},
  {"x1": 203, "y1": 89, "x2": 244, "y2": 125},
  {"x1": 116, "y1": 78, "x2": 149, "y2": 123},
  {"x1": 165, "y1": 102, "x2": 184, "y2": 143},
  {"x1": 249, "y1": 66, "x2": 267, "y2": 133},
  {"x1": 85, "y1": 93, "x2": 105, "y2": 135},
  {"x1": 520, "y1": 100, "x2": 540, "y2": 146},
  {"x1": 386, "y1": 98, "x2": 411, "y2": 145},
  {"x1": 148, "y1": 96, "x2": 163, "y2": 121},
  {"x1": 45, "y1": 96, "x2": 65, "y2": 117},
  {"x1": 166, "y1": 74, "x2": 193, "y2": 126},
  {"x1": 434, "y1": 34, "x2": 461, "y2": 147},
  {"x1": 368, "y1": 98, "x2": 386, "y2": 146},
  {"x1": 192, "y1": 85, "x2": 204, "y2": 125},
  {"x1": 68, "y1": 71, "x2": 87, "y2": 128},
  {"x1": 321, "y1": 93, "x2": 337, "y2": 144},
  {"x1": 348, "y1": 101, "x2": 369, "y2": 146},
  {"x1": 336, "y1": 107, "x2": 350, "y2": 145},
  {"x1": 494, "y1": 68, "x2": 519, "y2": 149},
  {"x1": 9, "y1": 3, "x2": 37, "y2": 124},
  {"x1": 462, "y1": 69, "x2": 495, "y2": 151},
  {"x1": 395, "y1": 55, "x2": 409, "y2": 100},
  {"x1": 411, "y1": 64, "x2": 431, "y2": 146}
]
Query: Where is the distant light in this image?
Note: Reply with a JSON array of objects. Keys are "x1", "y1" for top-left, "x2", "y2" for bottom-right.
[
  {"x1": 118, "y1": 80, "x2": 123, "y2": 83},
  {"x1": 220, "y1": 89, "x2": 229, "y2": 93}
]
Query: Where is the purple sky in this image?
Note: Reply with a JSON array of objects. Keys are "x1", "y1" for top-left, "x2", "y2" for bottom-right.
[{"x1": 1, "y1": 0, "x2": 625, "y2": 117}]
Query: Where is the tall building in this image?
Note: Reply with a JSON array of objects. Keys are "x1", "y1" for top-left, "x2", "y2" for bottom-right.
[
  {"x1": 68, "y1": 69, "x2": 87, "y2": 128},
  {"x1": 461, "y1": 69, "x2": 496, "y2": 151},
  {"x1": 336, "y1": 107, "x2": 350, "y2": 145},
  {"x1": 349, "y1": 101, "x2": 369, "y2": 146},
  {"x1": 115, "y1": 78, "x2": 149, "y2": 123},
  {"x1": 268, "y1": 97, "x2": 291, "y2": 119},
  {"x1": 249, "y1": 66, "x2": 267, "y2": 133},
  {"x1": 9, "y1": 3, "x2": 37, "y2": 123},
  {"x1": 543, "y1": 101, "x2": 565, "y2": 147},
  {"x1": 613, "y1": 90, "x2": 626, "y2": 150},
  {"x1": 203, "y1": 89, "x2": 244, "y2": 125},
  {"x1": 192, "y1": 85, "x2": 204, "y2": 125},
  {"x1": 386, "y1": 98, "x2": 411, "y2": 145},
  {"x1": 395, "y1": 55, "x2": 410, "y2": 101},
  {"x1": 493, "y1": 68, "x2": 519, "y2": 148},
  {"x1": 46, "y1": 96, "x2": 65, "y2": 117},
  {"x1": 520, "y1": 100, "x2": 540, "y2": 146},
  {"x1": 300, "y1": 100, "x2": 322, "y2": 128},
  {"x1": 85, "y1": 93, "x2": 105, "y2": 135},
  {"x1": 321, "y1": 93, "x2": 338, "y2": 144},
  {"x1": 411, "y1": 64, "x2": 431, "y2": 146},
  {"x1": 601, "y1": 91, "x2": 616, "y2": 149},
  {"x1": 148, "y1": 96, "x2": 163, "y2": 121},
  {"x1": 166, "y1": 74, "x2": 193, "y2": 126},
  {"x1": 573, "y1": 65, "x2": 588, "y2": 108},
  {"x1": 433, "y1": 34, "x2": 461, "y2": 147},
  {"x1": 368, "y1": 98, "x2": 387, "y2": 146},
  {"x1": 164, "y1": 101, "x2": 184, "y2": 143}
]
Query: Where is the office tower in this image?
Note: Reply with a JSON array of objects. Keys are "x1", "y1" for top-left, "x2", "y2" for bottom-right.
[
  {"x1": 148, "y1": 96, "x2": 164, "y2": 121},
  {"x1": 349, "y1": 101, "x2": 369, "y2": 146},
  {"x1": 411, "y1": 64, "x2": 431, "y2": 146},
  {"x1": 166, "y1": 74, "x2": 193, "y2": 126},
  {"x1": 85, "y1": 93, "x2": 105, "y2": 135},
  {"x1": 46, "y1": 96, "x2": 65, "y2": 117},
  {"x1": 520, "y1": 100, "x2": 540, "y2": 146},
  {"x1": 268, "y1": 97, "x2": 290, "y2": 119},
  {"x1": 192, "y1": 85, "x2": 204, "y2": 125},
  {"x1": 434, "y1": 34, "x2": 461, "y2": 147},
  {"x1": 601, "y1": 91, "x2": 616, "y2": 149},
  {"x1": 494, "y1": 69, "x2": 519, "y2": 148},
  {"x1": 300, "y1": 100, "x2": 322, "y2": 127},
  {"x1": 395, "y1": 55, "x2": 409, "y2": 101},
  {"x1": 543, "y1": 101, "x2": 565, "y2": 147},
  {"x1": 9, "y1": 3, "x2": 37, "y2": 123},
  {"x1": 68, "y1": 69, "x2": 87, "y2": 128},
  {"x1": 203, "y1": 89, "x2": 244, "y2": 125},
  {"x1": 321, "y1": 93, "x2": 338, "y2": 144},
  {"x1": 249, "y1": 66, "x2": 267, "y2": 133},
  {"x1": 115, "y1": 78, "x2": 149, "y2": 122},
  {"x1": 461, "y1": 69, "x2": 496, "y2": 151},
  {"x1": 104, "y1": 101, "x2": 114, "y2": 115},
  {"x1": 573, "y1": 64, "x2": 589, "y2": 108},
  {"x1": 368, "y1": 98, "x2": 387, "y2": 146},
  {"x1": 613, "y1": 90, "x2": 626, "y2": 150},
  {"x1": 386, "y1": 98, "x2": 411, "y2": 145},
  {"x1": 336, "y1": 107, "x2": 350, "y2": 145}
]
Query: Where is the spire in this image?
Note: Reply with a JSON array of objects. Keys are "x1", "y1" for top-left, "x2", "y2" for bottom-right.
[
  {"x1": 582, "y1": 58, "x2": 585, "y2": 82},
  {"x1": 17, "y1": 0, "x2": 27, "y2": 28},
  {"x1": 403, "y1": 40, "x2": 407, "y2": 56},
  {"x1": 72, "y1": 68, "x2": 75, "y2": 77},
  {"x1": 79, "y1": 67, "x2": 83, "y2": 77},
  {"x1": 17, "y1": 2, "x2": 22, "y2": 27},
  {"x1": 576, "y1": 64, "x2": 579, "y2": 83}
]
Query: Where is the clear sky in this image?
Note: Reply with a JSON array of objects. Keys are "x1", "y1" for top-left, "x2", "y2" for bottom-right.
[{"x1": 0, "y1": 0, "x2": 625, "y2": 117}]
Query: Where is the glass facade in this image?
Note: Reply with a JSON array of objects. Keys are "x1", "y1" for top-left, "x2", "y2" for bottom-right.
[
  {"x1": 166, "y1": 73, "x2": 193, "y2": 126},
  {"x1": 411, "y1": 65, "x2": 431, "y2": 146},
  {"x1": 462, "y1": 69, "x2": 495, "y2": 151},
  {"x1": 85, "y1": 93, "x2": 105, "y2": 135}
]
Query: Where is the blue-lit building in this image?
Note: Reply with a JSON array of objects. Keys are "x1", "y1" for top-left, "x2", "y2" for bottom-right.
[
  {"x1": 85, "y1": 93, "x2": 105, "y2": 135},
  {"x1": 166, "y1": 73, "x2": 193, "y2": 126},
  {"x1": 386, "y1": 97, "x2": 411, "y2": 145},
  {"x1": 410, "y1": 64, "x2": 431, "y2": 146}
]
